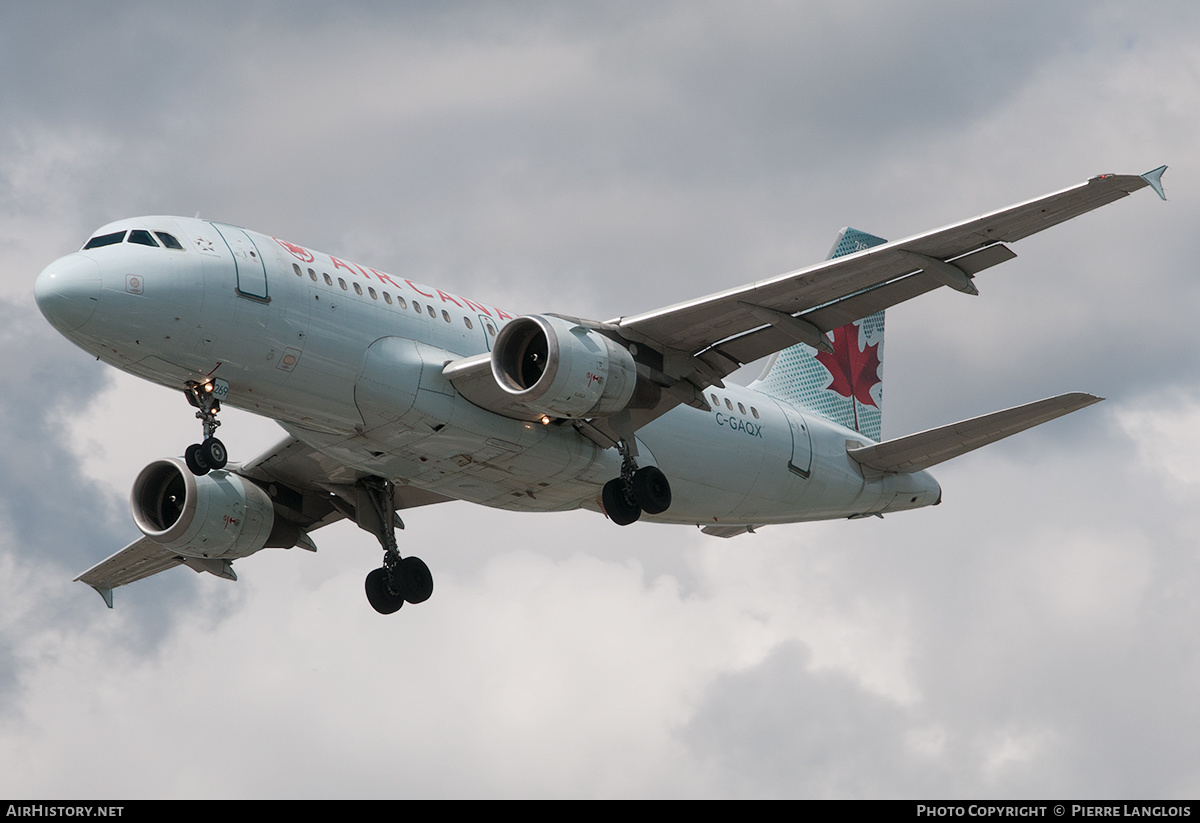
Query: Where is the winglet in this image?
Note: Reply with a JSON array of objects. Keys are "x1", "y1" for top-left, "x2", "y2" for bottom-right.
[
  {"x1": 1142, "y1": 165, "x2": 1168, "y2": 200},
  {"x1": 92, "y1": 586, "x2": 114, "y2": 609}
]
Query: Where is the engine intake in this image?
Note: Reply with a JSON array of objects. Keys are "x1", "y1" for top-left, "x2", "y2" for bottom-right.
[
  {"x1": 491, "y1": 315, "x2": 637, "y2": 418},
  {"x1": 131, "y1": 458, "x2": 298, "y2": 560}
]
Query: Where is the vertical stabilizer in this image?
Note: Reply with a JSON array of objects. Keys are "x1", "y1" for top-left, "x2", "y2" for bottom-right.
[{"x1": 750, "y1": 228, "x2": 888, "y2": 441}]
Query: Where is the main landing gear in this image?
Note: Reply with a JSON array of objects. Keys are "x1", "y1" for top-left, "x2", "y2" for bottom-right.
[
  {"x1": 183, "y1": 380, "x2": 228, "y2": 476},
  {"x1": 601, "y1": 440, "x2": 672, "y2": 526},
  {"x1": 359, "y1": 477, "x2": 434, "y2": 615}
]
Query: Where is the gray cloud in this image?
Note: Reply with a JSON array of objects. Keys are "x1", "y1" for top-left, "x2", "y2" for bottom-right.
[{"x1": 2, "y1": 0, "x2": 1198, "y2": 798}]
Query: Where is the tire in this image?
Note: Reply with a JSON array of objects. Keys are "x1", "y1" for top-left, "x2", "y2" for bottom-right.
[
  {"x1": 632, "y1": 466, "x2": 672, "y2": 515},
  {"x1": 200, "y1": 438, "x2": 228, "y2": 470},
  {"x1": 185, "y1": 443, "x2": 210, "y2": 476},
  {"x1": 400, "y1": 556, "x2": 434, "y2": 604},
  {"x1": 602, "y1": 478, "x2": 642, "y2": 526},
  {"x1": 365, "y1": 568, "x2": 403, "y2": 614}
]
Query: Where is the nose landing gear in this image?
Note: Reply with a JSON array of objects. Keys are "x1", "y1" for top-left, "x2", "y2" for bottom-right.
[{"x1": 183, "y1": 379, "x2": 229, "y2": 476}]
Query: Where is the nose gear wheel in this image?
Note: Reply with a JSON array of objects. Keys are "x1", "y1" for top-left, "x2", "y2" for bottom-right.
[{"x1": 183, "y1": 381, "x2": 228, "y2": 476}]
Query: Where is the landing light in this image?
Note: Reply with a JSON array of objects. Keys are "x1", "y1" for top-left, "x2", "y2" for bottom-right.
[{"x1": 540, "y1": 415, "x2": 551, "y2": 425}]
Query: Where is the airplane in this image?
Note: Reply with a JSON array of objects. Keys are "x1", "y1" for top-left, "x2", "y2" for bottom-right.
[{"x1": 34, "y1": 167, "x2": 1167, "y2": 613}]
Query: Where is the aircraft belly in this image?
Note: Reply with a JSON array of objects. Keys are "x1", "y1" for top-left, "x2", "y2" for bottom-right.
[
  {"x1": 282, "y1": 414, "x2": 607, "y2": 512},
  {"x1": 636, "y1": 401, "x2": 770, "y2": 521},
  {"x1": 636, "y1": 390, "x2": 898, "y2": 525}
]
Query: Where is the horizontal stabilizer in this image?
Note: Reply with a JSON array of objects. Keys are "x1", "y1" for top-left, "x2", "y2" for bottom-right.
[{"x1": 846, "y1": 392, "x2": 1104, "y2": 474}]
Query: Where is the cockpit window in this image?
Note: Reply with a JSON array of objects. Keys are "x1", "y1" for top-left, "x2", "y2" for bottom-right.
[
  {"x1": 155, "y1": 232, "x2": 184, "y2": 250},
  {"x1": 127, "y1": 230, "x2": 159, "y2": 247},
  {"x1": 82, "y1": 228, "x2": 186, "y2": 251},
  {"x1": 83, "y1": 231, "x2": 126, "y2": 249}
]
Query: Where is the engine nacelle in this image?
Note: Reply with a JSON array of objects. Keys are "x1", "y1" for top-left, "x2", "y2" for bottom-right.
[
  {"x1": 491, "y1": 314, "x2": 638, "y2": 419},
  {"x1": 131, "y1": 458, "x2": 296, "y2": 560}
]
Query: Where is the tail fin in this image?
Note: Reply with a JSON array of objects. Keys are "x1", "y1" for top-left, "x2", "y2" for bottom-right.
[{"x1": 750, "y1": 228, "x2": 888, "y2": 441}]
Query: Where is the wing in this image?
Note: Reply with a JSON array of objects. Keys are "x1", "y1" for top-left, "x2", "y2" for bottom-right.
[
  {"x1": 237, "y1": 433, "x2": 453, "y2": 527},
  {"x1": 75, "y1": 537, "x2": 239, "y2": 608},
  {"x1": 76, "y1": 435, "x2": 454, "y2": 606},
  {"x1": 567, "y1": 168, "x2": 1164, "y2": 445}
]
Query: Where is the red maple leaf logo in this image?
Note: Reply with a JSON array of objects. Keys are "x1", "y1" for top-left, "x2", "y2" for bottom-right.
[
  {"x1": 814, "y1": 322, "x2": 881, "y2": 409},
  {"x1": 275, "y1": 238, "x2": 315, "y2": 263}
]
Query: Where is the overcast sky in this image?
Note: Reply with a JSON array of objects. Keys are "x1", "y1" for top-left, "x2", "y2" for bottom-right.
[{"x1": 2, "y1": 0, "x2": 1199, "y2": 799}]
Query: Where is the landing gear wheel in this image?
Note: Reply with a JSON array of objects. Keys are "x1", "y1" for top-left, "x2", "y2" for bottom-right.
[
  {"x1": 365, "y1": 568, "x2": 404, "y2": 614},
  {"x1": 357, "y1": 477, "x2": 437, "y2": 614},
  {"x1": 632, "y1": 466, "x2": 672, "y2": 514},
  {"x1": 399, "y1": 556, "x2": 434, "y2": 604},
  {"x1": 185, "y1": 443, "x2": 210, "y2": 476},
  {"x1": 200, "y1": 437, "x2": 228, "y2": 471},
  {"x1": 183, "y1": 380, "x2": 228, "y2": 475},
  {"x1": 602, "y1": 478, "x2": 642, "y2": 526}
]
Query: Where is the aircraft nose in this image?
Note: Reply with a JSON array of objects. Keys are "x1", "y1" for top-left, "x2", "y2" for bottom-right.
[{"x1": 35, "y1": 254, "x2": 102, "y2": 332}]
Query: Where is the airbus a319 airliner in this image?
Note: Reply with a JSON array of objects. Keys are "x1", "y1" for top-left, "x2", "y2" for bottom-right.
[{"x1": 35, "y1": 168, "x2": 1166, "y2": 613}]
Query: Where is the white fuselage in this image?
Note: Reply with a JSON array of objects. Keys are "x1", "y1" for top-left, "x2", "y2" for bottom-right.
[{"x1": 35, "y1": 216, "x2": 941, "y2": 527}]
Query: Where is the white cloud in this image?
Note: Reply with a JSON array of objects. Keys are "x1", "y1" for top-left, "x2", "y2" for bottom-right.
[{"x1": 1115, "y1": 389, "x2": 1200, "y2": 490}]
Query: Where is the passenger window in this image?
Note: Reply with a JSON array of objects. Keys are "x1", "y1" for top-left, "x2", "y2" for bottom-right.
[
  {"x1": 397, "y1": 296, "x2": 408, "y2": 309},
  {"x1": 738, "y1": 403, "x2": 746, "y2": 415},
  {"x1": 127, "y1": 230, "x2": 159, "y2": 247},
  {"x1": 383, "y1": 292, "x2": 393, "y2": 305},
  {"x1": 368, "y1": 287, "x2": 377, "y2": 299},
  {"x1": 353, "y1": 282, "x2": 363, "y2": 295},
  {"x1": 154, "y1": 232, "x2": 184, "y2": 250},
  {"x1": 464, "y1": 317, "x2": 473, "y2": 330},
  {"x1": 338, "y1": 278, "x2": 348, "y2": 291},
  {"x1": 83, "y1": 231, "x2": 126, "y2": 249},
  {"x1": 441, "y1": 310, "x2": 450, "y2": 323},
  {"x1": 323, "y1": 273, "x2": 332, "y2": 286},
  {"x1": 725, "y1": 398, "x2": 733, "y2": 411},
  {"x1": 413, "y1": 301, "x2": 422, "y2": 313},
  {"x1": 751, "y1": 407, "x2": 760, "y2": 419},
  {"x1": 710, "y1": 393, "x2": 719, "y2": 407}
]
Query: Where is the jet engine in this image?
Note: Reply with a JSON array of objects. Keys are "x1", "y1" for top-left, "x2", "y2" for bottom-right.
[
  {"x1": 130, "y1": 458, "x2": 300, "y2": 560},
  {"x1": 491, "y1": 314, "x2": 638, "y2": 419}
]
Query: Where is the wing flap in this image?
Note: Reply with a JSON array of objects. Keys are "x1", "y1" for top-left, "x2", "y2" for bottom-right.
[
  {"x1": 709, "y1": 244, "x2": 1015, "y2": 367},
  {"x1": 846, "y1": 392, "x2": 1104, "y2": 474}
]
